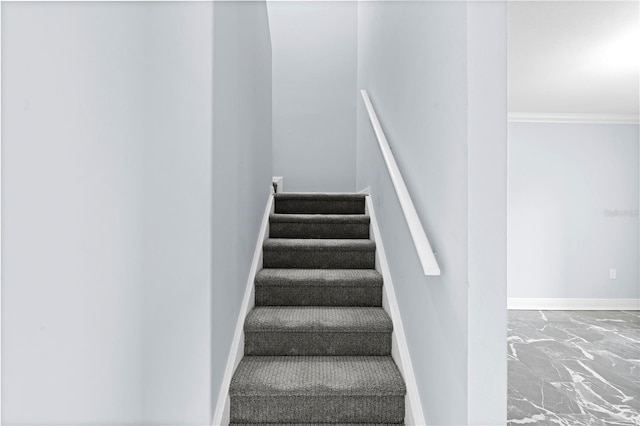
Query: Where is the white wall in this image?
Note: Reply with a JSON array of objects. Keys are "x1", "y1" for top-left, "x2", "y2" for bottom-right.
[
  {"x1": 2, "y1": 3, "x2": 148, "y2": 423},
  {"x1": 211, "y1": 0, "x2": 272, "y2": 419},
  {"x1": 139, "y1": 3, "x2": 214, "y2": 424},
  {"x1": 357, "y1": 2, "x2": 469, "y2": 424},
  {"x1": 268, "y1": 1, "x2": 357, "y2": 192},
  {"x1": 467, "y1": 2, "x2": 507, "y2": 425},
  {"x1": 508, "y1": 122, "x2": 639, "y2": 300},
  {"x1": 2, "y1": 2, "x2": 272, "y2": 424}
]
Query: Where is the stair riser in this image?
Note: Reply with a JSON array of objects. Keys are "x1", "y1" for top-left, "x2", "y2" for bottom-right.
[
  {"x1": 270, "y1": 222, "x2": 369, "y2": 239},
  {"x1": 255, "y1": 286, "x2": 382, "y2": 307},
  {"x1": 245, "y1": 332, "x2": 391, "y2": 356},
  {"x1": 275, "y1": 199, "x2": 365, "y2": 215},
  {"x1": 230, "y1": 395, "x2": 404, "y2": 423},
  {"x1": 263, "y1": 250, "x2": 375, "y2": 269}
]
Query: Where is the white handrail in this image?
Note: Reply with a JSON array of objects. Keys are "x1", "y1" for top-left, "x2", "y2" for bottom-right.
[{"x1": 360, "y1": 90, "x2": 441, "y2": 276}]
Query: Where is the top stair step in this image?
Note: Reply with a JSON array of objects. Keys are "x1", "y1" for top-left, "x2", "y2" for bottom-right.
[{"x1": 275, "y1": 193, "x2": 366, "y2": 215}]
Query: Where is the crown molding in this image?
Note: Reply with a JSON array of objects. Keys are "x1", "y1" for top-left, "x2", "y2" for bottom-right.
[{"x1": 508, "y1": 112, "x2": 639, "y2": 124}]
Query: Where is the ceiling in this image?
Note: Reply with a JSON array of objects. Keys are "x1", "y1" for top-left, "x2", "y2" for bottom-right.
[{"x1": 508, "y1": 0, "x2": 639, "y2": 117}]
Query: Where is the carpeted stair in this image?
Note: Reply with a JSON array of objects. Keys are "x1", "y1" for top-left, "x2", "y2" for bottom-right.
[{"x1": 229, "y1": 193, "x2": 406, "y2": 425}]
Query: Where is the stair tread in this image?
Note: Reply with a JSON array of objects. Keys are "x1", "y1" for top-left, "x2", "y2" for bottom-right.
[
  {"x1": 275, "y1": 193, "x2": 367, "y2": 201},
  {"x1": 256, "y1": 269, "x2": 382, "y2": 287},
  {"x1": 245, "y1": 307, "x2": 392, "y2": 333},
  {"x1": 264, "y1": 238, "x2": 375, "y2": 251},
  {"x1": 274, "y1": 193, "x2": 366, "y2": 215},
  {"x1": 230, "y1": 356, "x2": 406, "y2": 397},
  {"x1": 270, "y1": 213, "x2": 370, "y2": 223}
]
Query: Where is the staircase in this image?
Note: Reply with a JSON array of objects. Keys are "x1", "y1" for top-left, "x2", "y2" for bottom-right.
[{"x1": 229, "y1": 193, "x2": 406, "y2": 425}]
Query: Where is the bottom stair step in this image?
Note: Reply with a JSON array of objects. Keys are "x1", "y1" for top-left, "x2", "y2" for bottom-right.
[{"x1": 229, "y1": 356, "x2": 406, "y2": 424}]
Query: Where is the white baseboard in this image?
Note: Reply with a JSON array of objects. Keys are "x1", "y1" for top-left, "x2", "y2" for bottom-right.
[
  {"x1": 508, "y1": 298, "x2": 640, "y2": 311},
  {"x1": 508, "y1": 112, "x2": 640, "y2": 124},
  {"x1": 365, "y1": 196, "x2": 426, "y2": 426},
  {"x1": 212, "y1": 193, "x2": 274, "y2": 426}
]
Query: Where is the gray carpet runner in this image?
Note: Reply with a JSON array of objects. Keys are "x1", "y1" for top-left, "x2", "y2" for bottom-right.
[{"x1": 229, "y1": 193, "x2": 406, "y2": 425}]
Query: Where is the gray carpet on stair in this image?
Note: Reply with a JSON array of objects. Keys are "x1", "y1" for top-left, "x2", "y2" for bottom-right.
[
  {"x1": 263, "y1": 239, "x2": 375, "y2": 269},
  {"x1": 229, "y1": 193, "x2": 405, "y2": 425},
  {"x1": 230, "y1": 356, "x2": 405, "y2": 396},
  {"x1": 245, "y1": 307, "x2": 392, "y2": 332},
  {"x1": 274, "y1": 193, "x2": 366, "y2": 215},
  {"x1": 255, "y1": 268, "x2": 383, "y2": 287},
  {"x1": 231, "y1": 395, "x2": 405, "y2": 424},
  {"x1": 274, "y1": 193, "x2": 367, "y2": 201},
  {"x1": 230, "y1": 356, "x2": 405, "y2": 423},
  {"x1": 264, "y1": 238, "x2": 375, "y2": 251},
  {"x1": 255, "y1": 269, "x2": 383, "y2": 307},
  {"x1": 270, "y1": 213, "x2": 370, "y2": 239},
  {"x1": 270, "y1": 213, "x2": 370, "y2": 223},
  {"x1": 244, "y1": 330, "x2": 391, "y2": 356},
  {"x1": 230, "y1": 424, "x2": 404, "y2": 426},
  {"x1": 244, "y1": 307, "x2": 392, "y2": 356}
]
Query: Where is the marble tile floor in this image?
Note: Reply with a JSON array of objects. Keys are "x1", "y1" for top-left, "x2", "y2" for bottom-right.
[{"x1": 508, "y1": 310, "x2": 640, "y2": 426}]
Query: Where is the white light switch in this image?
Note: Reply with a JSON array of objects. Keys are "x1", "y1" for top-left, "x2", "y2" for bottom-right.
[{"x1": 609, "y1": 268, "x2": 617, "y2": 280}]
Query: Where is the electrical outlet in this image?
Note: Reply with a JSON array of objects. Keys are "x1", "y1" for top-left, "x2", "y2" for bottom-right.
[{"x1": 609, "y1": 268, "x2": 617, "y2": 280}]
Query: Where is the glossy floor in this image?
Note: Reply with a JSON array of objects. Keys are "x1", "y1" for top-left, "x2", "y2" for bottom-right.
[{"x1": 508, "y1": 310, "x2": 640, "y2": 425}]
